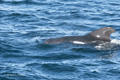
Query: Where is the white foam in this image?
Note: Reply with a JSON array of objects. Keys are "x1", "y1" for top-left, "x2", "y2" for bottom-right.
[
  {"x1": 16, "y1": 36, "x2": 42, "y2": 44},
  {"x1": 95, "y1": 39, "x2": 120, "y2": 50},
  {"x1": 31, "y1": 36, "x2": 41, "y2": 42},
  {"x1": 95, "y1": 42, "x2": 113, "y2": 50},
  {"x1": 111, "y1": 39, "x2": 120, "y2": 45}
]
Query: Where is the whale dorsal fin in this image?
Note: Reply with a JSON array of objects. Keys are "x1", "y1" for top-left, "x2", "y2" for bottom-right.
[{"x1": 88, "y1": 27, "x2": 116, "y2": 41}]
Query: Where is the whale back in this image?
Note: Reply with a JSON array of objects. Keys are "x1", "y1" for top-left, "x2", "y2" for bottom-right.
[
  {"x1": 44, "y1": 27, "x2": 116, "y2": 44},
  {"x1": 88, "y1": 27, "x2": 116, "y2": 42}
]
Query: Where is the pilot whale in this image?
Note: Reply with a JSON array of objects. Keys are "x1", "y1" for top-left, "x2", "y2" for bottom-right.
[{"x1": 44, "y1": 27, "x2": 116, "y2": 44}]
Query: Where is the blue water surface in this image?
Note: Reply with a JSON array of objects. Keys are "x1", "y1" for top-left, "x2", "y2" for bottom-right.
[{"x1": 0, "y1": 0, "x2": 120, "y2": 80}]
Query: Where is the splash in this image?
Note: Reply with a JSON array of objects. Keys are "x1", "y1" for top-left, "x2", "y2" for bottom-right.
[
  {"x1": 111, "y1": 39, "x2": 120, "y2": 45},
  {"x1": 95, "y1": 39, "x2": 120, "y2": 50}
]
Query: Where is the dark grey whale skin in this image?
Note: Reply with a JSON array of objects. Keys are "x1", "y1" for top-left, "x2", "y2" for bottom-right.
[{"x1": 44, "y1": 27, "x2": 116, "y2": 44}]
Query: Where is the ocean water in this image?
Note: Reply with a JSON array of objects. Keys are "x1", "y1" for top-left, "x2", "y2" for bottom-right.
[{"x1": 0, "y1": 0, "x2": 120, "y2": 80}]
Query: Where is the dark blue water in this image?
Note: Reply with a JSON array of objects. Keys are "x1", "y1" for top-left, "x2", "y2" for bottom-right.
[{"x1": 0, "y1": 0, "x2": 120, "y2": 80}]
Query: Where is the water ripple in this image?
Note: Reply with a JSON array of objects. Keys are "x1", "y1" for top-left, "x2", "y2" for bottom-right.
[{"x1": 0, "y1": 0, "x2": 120, "y2": 80}]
